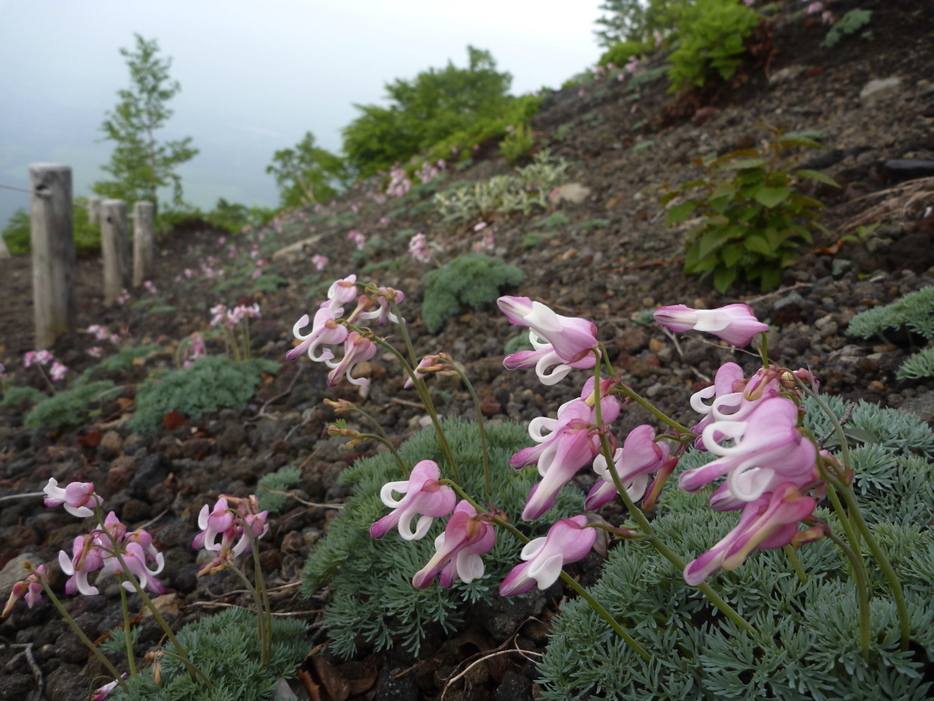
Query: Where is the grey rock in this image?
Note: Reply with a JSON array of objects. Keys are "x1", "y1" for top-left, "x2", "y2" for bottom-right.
[
  {"x1": 859, "y1": 76, "x2": 902, "y2": 104},
  {"x1": 0, "y1": 673, "x2": 33, "y2": 701},
  {"x1": 44, "y1": 663, "x2": 87, "y2": 701},
  {"x1": 774, "y1": 291, "x2": 806, "y2": 310},
  {"x1": 375, "y1": 665, "x2": 419, "y2": 701},
  {"x1": 129, "y1": 451, "x2": 172, "y2": 499},
  {"x1": 495, "y1": 670, "x2": 533, "y2": 701},
  {"x1": 899, "y1": 390, "x2": 934, "y2": 426}
]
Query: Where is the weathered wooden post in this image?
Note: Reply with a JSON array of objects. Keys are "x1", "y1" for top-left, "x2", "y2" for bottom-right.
[
  {"x1": 29, "y1": 164, "x2": 76, "y2": 348},
  {"x1": 132, "y1": 201, "x2": 154, "y2": 287},
  {"x1": 100, "y1": 199, "x2": 129, "y2": 306},
  {"x1": 87, "y1": 196, "x2": 102, "y2": 226}
]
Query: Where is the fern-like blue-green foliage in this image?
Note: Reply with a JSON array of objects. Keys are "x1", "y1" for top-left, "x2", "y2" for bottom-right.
[
  {"x1": 25, "y1": 381, "x2": 120, "y2": 430},
  {"x1": 846, "y1": 286, "x2": 934, "y2": 341},
  {"x1": 0, "y1": 385, "x2": 48, "y2": 409},
  {"x1": 537, "y1": 397, "x2": 934, "y2": 701},
  {"x1": 257, "y1": 465, "x2": 303, "y2": 513},
  {"x1": 129, "y1": 356, "x2": 279, "y2": 435},
  {"x1": 421, "y1": 253, "x2": 525, "y2": 332},
  {"x1": 897, "y1": 346, "x2": 934, "y2": 381},
  {"x1": 112, "y1": 608, "x2": 308, "y2": 701},
  {"x1": 300, "y1": 417, "x2": 584, "y2": 658}
]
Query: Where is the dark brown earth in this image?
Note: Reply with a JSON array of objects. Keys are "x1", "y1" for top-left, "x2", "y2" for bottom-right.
[{"x1": 1, "y1": 1, "x2": 934, "y2": 699}]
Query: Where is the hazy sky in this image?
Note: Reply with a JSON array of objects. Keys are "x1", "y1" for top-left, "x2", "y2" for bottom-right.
[{"x1": 0, "y1": 0, "x2": 606, "y2": 229}]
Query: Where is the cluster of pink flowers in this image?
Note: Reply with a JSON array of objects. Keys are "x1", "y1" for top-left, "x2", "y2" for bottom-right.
[
  {"x1": 85, "y1": 324, "x2": 120, "y2": 345},
  {"x1": 347, "y1": 230, "x2": 366, "y2": 250},
  {"x1": 417, "y1": 159, "x2": 446, "y2": 183},
  {"x1": 287, "y1": 275, "x2": 404, "y2": 387},
  {"x1": 312, "y1": 254, "x2": 329, "y2": 272},
  {"x1": 362, "y1": 294, "x2": 827, "y2": 594},
  {"x1": 472, "y1": 228, "x2": 494, "y2": 253},
  {"x1": 182, "y1": 332, "x2": 206, "y2": 367},
  {"x1": 210, "y1": 303, "x2": 261, "y2": 328},
  {"x1": 408, "y1": 233, "x2": 431, "y2": 263},
  {"x1": 24, "y1": 349, "x2": 68, "y2": 381},
  {"x1": 116, "y1": 289, "x2": 131, "y2": 305},
  {"x1": 192, "y1": 495, "x2": 269, "y2": 576},
  {"x1": 143, "y1": 280, "x2": 158, "y2": 295},
  {"x1": 386, "y1": 164, "x2": 412, "y2": 198}
]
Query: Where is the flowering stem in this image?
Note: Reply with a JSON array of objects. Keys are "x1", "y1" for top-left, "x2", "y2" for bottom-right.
[
  {"x1": 591, "y1": 357, "x2": 757, "y2": 638},
  {"x1": 339, "y1": 404, "x2": 408, "y2": 476},
  {"x1": 443, "y1": 360, "x2": 491, "y2": 497},
  {"x1": 37, "y1": 365, "x2": 57, "y2": 395},
  {"x1": 246, "y1": 529, "x2": 274, "y2": 666},
  {"x1": 369, "y1": 335, "x2": 461, "y2": 483},
  {"x1": 757, "y1": 331, "x2": 770, "y2": 368},
  {"x1": 39, "y1": 581, "x2": 127, "y2": 690},
  {"x1": 230, "y1": 561, "x2": 271, "y2": 666},
  {"x1": 824, "y1": 530, "x2": 871, "y2": 658},
  {"x1": 118, "y1": 582, "x2": 138, "y2": 678},
  {"x1": 559, "y1": 572, "x2": 651, "y2": 661},
  {"x1": 782, "y1": 545, "x2": 808, "y2": 585},
  {"x1": 837, "y1": 484, "x2": 911, "y2": 652}
]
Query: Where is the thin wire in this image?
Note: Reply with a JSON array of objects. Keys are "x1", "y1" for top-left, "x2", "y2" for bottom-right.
[{"x1": 0, "y1": 183, "x2": 33, "y2": 194}]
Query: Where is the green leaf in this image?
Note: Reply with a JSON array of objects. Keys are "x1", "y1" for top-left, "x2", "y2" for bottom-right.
[
  {"x1": 708, "y1": 148, "x2": 760, "y2": 168},
  {"x1": 745, "y1": 235, "x2": 774, "y2": 255},
  {"x1": 665, "y1": 201, "x2": 699, "y2": 226},
  {"x1": 755, "y1": 186, "x2": 791, "y2": 208},
  {"x1": 795, "y1": 169, "x2": 841, "y2": 187},
  {"x1": 721, "y1": 244, "x2": 744, "y2": 267},
  {"x1": 719, "y1": 158, "x2": 769, "y2": 170},
  {"x1": 777, "y1": 137, "x2": 825, "y2": 150},
  {"x1": 760, "y1": 265, "x2": 782, "y2": 289},
  {"x1": 714, "y1": 265, "x2": 737, "y2": 292}
]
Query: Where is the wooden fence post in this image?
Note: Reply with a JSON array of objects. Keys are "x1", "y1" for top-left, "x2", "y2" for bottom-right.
[
  {"x1": 29, "y1": 163, "x2": 76, "y2": 349},
  {"x1": 88, "y1": 196, "x2": 102, "y2": 226},
  {"x1": 132, "y1": 201, "x2": 154, "y2": 287},
  {"x1": 100, "y1": 199, "x2": 129, "y2": 306}
]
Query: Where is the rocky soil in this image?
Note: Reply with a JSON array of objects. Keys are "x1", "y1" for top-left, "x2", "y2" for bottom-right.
[{"x1": 1, "y1": 1, "x2": 933, "y2": 699}]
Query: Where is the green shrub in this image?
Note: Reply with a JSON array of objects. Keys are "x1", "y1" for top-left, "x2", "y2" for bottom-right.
[
  {"x1": 25, "y1": 381, "x2": 120, "y2": 430},
  {"x1": 257, "y1": 465, "x2": 303, "y2": 513},
  {"x1": 537, "y1": 398, "x2": 934, "y2": 701},
  {"x1": 2, "y1": 197, "x2": 101, "y2": 255},
  {"x1": 77, "y1": 345, "x2": 162, "y2": 383},
  {"x1": 300, "y1": 418, "x2": 585, "y2": 658},
  {"x1": 897, "y1": 347, "x2": 934, "y2": 382},
  {"x1": 598, "y1": 40, "x2": 650, "y2": 67},
  {"x1": 251, "y1": 273, "x2": 288, "y2": 294},
  {"x1": 499, "y1": 123, "x2": 536, "y2": 164},
  {"x1": 595, "y1": 0, "x2": 691, "y2": 46},
  {"x1": 822, "y1": 9, "x2": 872, "y2": 48},
  {"x1": 0, "y1": 386, "x2": 49, "y2": 409},
  {"x1": 421, "y1": 253, "x2": 525, "y2": 332},
  {"x1": 113, "y1": 608, "x2": 307, "y2": 701},
  {"x1": 667, "y1": 0, "x2": 760, "y2": 92},
  {"x1": 846, "y1": 286, "x2": 934, "y2": 342},
  {"x1": 662, "y1": 129, "x2": 838, "y2": 291},
  {"x1": 129, "y1": 356, "x2": 278, "y2": 435},
  {"x1": 205, "y1": 198, "x2": 277, "y2": 233},
  {"x1": 536, "y1": 211, "x2": 571, "y2": 229}
]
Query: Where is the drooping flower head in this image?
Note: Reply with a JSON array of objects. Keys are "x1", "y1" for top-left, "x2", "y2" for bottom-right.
[
  {"x1": 325, "y1": 331, "x2": 377, "y2": 386},
  {"x1": 500, "y1": 515, "x2": 596, "y2": 596},
  {"x1": 498, "y1": 297, "x2": 600, "y2": 366},
  {"x1": 43, "y1": 478, "x2": 103, "y2": 518},
  {"x1": 585, "y1": 425, "x2": 671, "y2": 510},
  {"x1": 412, "y1": 501, "x2": 497, "y2": 589},
  {"x1": 286, "y1": 307, "x2": 349, "y2": 363},
  {"x1": 654, "y1": 304, "x2": 769, "y2": 347},
  {"x1": 370, "y1": 460, "x2": 457, "y2": 541},
  {"x1": 1, "y1": 564, "x2": 47, "y2": 617}
]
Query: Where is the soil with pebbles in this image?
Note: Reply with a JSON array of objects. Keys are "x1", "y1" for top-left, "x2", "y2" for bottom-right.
[{"x1": 2, "y1": 2, "x2": 934, "y2": 699}]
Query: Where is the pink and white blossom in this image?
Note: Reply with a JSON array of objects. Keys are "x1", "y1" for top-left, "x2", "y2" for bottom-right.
[
  {"x1": 500, "y1": 515, "x2": 596, "y2": 596},
  {"x1": 370, "y1": 460, "x2": 457, "y2": 541},
  {"x1": 326, "y1": 332, "x2": 377, "y2": 386},
  {"x1": 43, "y1": 479, "x2": 103, "y2": 518},
  {"x1": 498, "y1": 297, "x2": 600, "y2": 368},
  {"x1": 287, "y1": 307, "x2": 349, "y2": 363},
  {"x1": 412, "y1": 501, "x2": 496, "y2": 589},
  {"x1": 585, "y1": 425, "x2": 671, "y2": 510},
  {"x1": 654, "y1": 304, "x2": 769, "y2": 347}
]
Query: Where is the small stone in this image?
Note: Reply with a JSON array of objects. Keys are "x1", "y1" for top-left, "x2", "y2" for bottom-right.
[
  {"x1": 859, "y1": 76, "x2": 902, "y2": 105},
  {"x1": 480, "y1": 395, "x2": 502, "y2": 416},
  {"x1": 100, "y1": 430, "x2": 123, "y2": 454},
  {"x1": 550, "y1": 182, "x2": 591, "y2": 204},
  {"x1": 648, "y1": 338, "x2": 665, "y2": 354}
]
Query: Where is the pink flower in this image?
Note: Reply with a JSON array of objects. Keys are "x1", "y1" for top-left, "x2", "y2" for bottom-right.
[
  {"x1": 43, "y1": 479, "x2": 103, "y2": 518},
  {"x1": 287, "y1": 307, "x2": 349, "y2": 363},
  {"x1": 358, "y1": 286, "x2": 405, "y2": 325},
  {"x1": 807, "y1": 1, "x2": 823, "y2": 13},
  {"x1": 473, "y1": 221, "x2": 488, "y2": 232},
  {"x1": 2, "y1": 565, "x2": 47, "y2": 617},
  {"x1": 408, "y1": 233, "x2": 431, "y2": 263},
  {"x1": 347, "y1": 230, "x2": 366, "y2": 250},
  {"x1": 49, "y1": 361, "x2": 68, "y2": 382},
  {"x1": 654, "y1": 304, "x2": 769, "y2": 347},
  {"x1": 585, "y1": 425, "x2": 671, "y2": 510},
  {"x1": 678, "y1": 397, "x2": 818, "y2": 504},
  {"x1": 412, "y1": 501, "x2": 496, "y2": 589},
  {"x1": 324, "y1": 275, "x2": 358, "y2": 314},
  {"x1": 326, "y1": 332, "x2": 377, "y2": 386},
  {"x1": 58, "y1": 534, "x2": 104, "y2": 595},
  {"x1": 116, "y1": 289, "x2": 131, "y2": 305},
  {"x1": 513, "y1": 389, "x2": 620, "y2": 521},
  {"x1": 143, "y1": 280, "x2": 158, "y2": 294},
  {"x1": 370, "y1": 460, "x2": 457, "y2": 541},
  {"x1": 500, "y1": 515, "x2": 596, "y2": 596},
  {"x1": 192, "y1": 497, "x2": 268, "y2": 567},
  {"x1": 403, "y1": 355, "x2": 444, "y2": 389},
  {"x1": 24, "y1": 350, "x2": 54, "y2": 368},
  {"x1": 683, "y1": 483, "x2": 822, "y2": 585},
  {"x1": 312, "y1": 254, "x2": 329, "y2": 271},
  {"x1": 503, "y1": 330, "x2": 597, "y2": 386},
  {"x1": 498, "y1": 297, "x2": 600, "y2": 368}
]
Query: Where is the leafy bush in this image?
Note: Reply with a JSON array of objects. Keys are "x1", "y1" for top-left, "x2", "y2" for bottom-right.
[
  {"x1": 81, "y1": 345, "x2": 162, "y2": 379},
  {"x1": 257, "y1": 465, "x2": 303, "y2": 513},
  {"x1": 433, "y1": 150, "x2": 570, "y2": 223},
  {"x1": 537, "y1": 399, "x2": 934, "y2": 701},
  {"x1": 129, "y1": 356, "x2": 278, "y2": 435},
  {"x1": 25, "y1": 381, "x2": 120, "y2": 431},
  {"x1": 300, "y1": 418, "x2": 584, "y2": 658},
  {"x1": 598, "y1": 39, "x2": 651, "y2": 67},
  {"x1": 113, "y1": 608, "x2": 307, "y2": 701},
  {"x1": 667, "y1": 0, "x2": 760, "y2": 92},
  {"x1": 2, "y1": 197, "x2": 101, "y2": 255},
  {"x1": 343, "y1": 47, "x2": 514, "y2": 178},
  {"x1": 662, "y1": 130, "x2": 838, "y2": 291},
  {"x1": 251, "y1": 273, "x2": 288, "y2": 294},
  {"x1": 822, "y1": 9, "x2": 873, "y2": 48},
  {"x1": 846, "y1": 286, "x2": 934, "y2": 342},
  {"x1": 0, "y1": 386, "x2": 48, "y2": 409},
  {"x1": 595, "y1": 0, "x2": 691, "y2": 46},
  {"x1": 421, "y1": 253, "x2": 525, "y2": 332},
  {"x1": 499, "y1": 123, "x2": 536, "y2": 164},
  {"x1": 897, "y1": 347, "x2": 934, "y2": 382},
  {"x1": 266, "y1": 131, "x2": 348, "y2": 207},
  {"x1": 205, "y1": 198, "x2": 277, "y2": 233}
]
